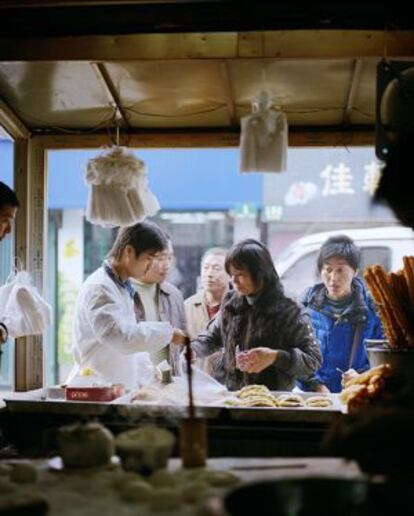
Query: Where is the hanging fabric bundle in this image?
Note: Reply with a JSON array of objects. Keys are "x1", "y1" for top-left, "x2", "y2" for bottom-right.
[
  {"x1": 240, "y1": 91, "x2": 288, "y2": 173},
  {"x1": 85, "y1": 146, "x2": 160, "y2": 227}
]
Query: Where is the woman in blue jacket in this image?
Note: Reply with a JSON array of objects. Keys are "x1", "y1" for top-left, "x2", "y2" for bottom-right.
[{"x1": 299, "y1": 235, "x2": 383, "y2": 393}]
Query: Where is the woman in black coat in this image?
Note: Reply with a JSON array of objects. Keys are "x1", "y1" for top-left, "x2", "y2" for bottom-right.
[{"x1": 192, "y1": 239, "x2": 321, "y2": 391}]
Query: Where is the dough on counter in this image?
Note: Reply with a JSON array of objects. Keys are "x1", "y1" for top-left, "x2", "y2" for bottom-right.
[
  {"x1": 58, "y1": 422, "x2": 115, "y2": 468},
  {"x1": 276, "y1": 393, "x2": 305, "y2": 407},
  {"x1": 0, "y1": 463, "x2": 12, "y2": 476},
  {"x1": 305, "y1": 396, "x2": 333, "y2": 408},
  {"x1": 10, "y1": 461, "x2": 38, "y2": 483},
  {"x1": 150, "y1": 469, "x2": 180, "y2": 488},
  {"x1": 0, "y1": 492, "x2": 49, "y2": 516},
  {"x1": 237, "y1": 385, "x2": 271, "y2": 399},
  {"x1": 0, "y1": 477, "x2": 15, "y2": 493},
  {"x1": 131, "y1": 387, "x2": 159, "y2": 403},
  {"x1": 119, "y1": 479, "x2": 153, "y2": 503},
  {"x1": 115, "y1": 426, "x2": 175, "y2": 474},
  {"x1": 112, "y1": 471, "x2": 143, "y2": 489},
  {"x1": 180, "y1": 480, "x2": 210, "y2": 504},
  {"x1": 241, "y1": 395, "x2": 277, "y2": 408},
  {"x1": 150, "y1": 487, "x2": 182, "y2": 512},
  {"x1": 198, "y1": 469, "x2": 240, "y2": 487}
]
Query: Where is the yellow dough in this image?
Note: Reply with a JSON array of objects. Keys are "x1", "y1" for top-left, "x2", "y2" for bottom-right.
[
  {"x1": 119, "y1": 480, "x2": 153, "y2": 503},
  {"x1": 180, "y1": 481, "x2": 210, "y2": 504},
  {"x1": 149, "y1": 469, "x2": 180, "y2": 488},
  {"x1": 305, "y1": 396, "x2": 333, "y2": 408},
  {"x1": 241, "y1": 396, "x2": 277, "y2": 408},
  {"x1": 131, "y1": 387, "x2": 159, "y2": 403},
  {"x1": 149, "y1": 487, "x2": 182, "y2": 512},
  {"x1": 237, "y1": 385, "x2": 271, "y2": 399},
  {"x1": 276, "y1": 394, "x2": 305, "y2": 407},
  {"x1": 58, "y1": 422, "x2": 115, "y2": 468},
  {"x1": 198, "y1": 469, "x2": 240, "y2": 487},
  {"x1": 9, "y1": 461, "x2": 38, "y2": 484}
]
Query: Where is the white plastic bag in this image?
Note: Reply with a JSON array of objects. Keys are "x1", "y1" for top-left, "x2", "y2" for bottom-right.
[
  {"x1": 0, "y1": 271, "x2": 52, "y2": 338},
  {"x1": 240, "y1": 91, "x2": 288, "y2": 173},
  {"x1": 135, "y1": 352, "x2": 158, "y2": 388},
  {"x1": 160, "y1": 359, "x2": 228, "y2": 406}
]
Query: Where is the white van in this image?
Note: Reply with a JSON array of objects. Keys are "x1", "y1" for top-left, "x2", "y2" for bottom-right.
[{"x1": 275, "y1": 226, "x2": 414, "y2": 300}]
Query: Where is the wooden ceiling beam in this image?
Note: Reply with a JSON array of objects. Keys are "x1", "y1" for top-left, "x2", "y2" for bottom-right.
[
  {"x1": 90, "y1": 62, "x2": 130, "y2": 128},
  {"x1": 0, "y1": 98, "x2": 31, "y2": 140},
  {"x1": 219, "y1": 61, "x2": 237, "y2": 128},
  {"x1": 32, "y1": 127, "x2": 374, "y2": 150},
  {"x1": 343, "y1": 59, "x2": 363, "y2": 126},
  {"x1": 1, "y1": 30, "x2": 414, "y2": 62}
]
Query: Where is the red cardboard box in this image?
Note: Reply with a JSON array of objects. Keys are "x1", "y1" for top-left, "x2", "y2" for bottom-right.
[{"x1": 65, "y1": 384, "x2": 124, "y2": 402}]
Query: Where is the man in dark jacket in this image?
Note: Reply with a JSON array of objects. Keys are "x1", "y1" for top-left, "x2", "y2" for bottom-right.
[
  {"x1": 0, "y1": 181, "x2": 19, "y2": 345},
  {"x1": 298, "y1": 235, "x2": 383, "y2": 393}
]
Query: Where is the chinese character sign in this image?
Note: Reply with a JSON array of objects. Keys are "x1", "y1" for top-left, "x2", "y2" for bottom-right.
[
  {"x1": 363, "y1": 161, "x2": 382, "y2": 196},
  {"x1": 262, "y1": 147, "x2": 395, "y2": 222},
  {"x1": 320, "y1": 163, "x2": 355, "y2": 196}
]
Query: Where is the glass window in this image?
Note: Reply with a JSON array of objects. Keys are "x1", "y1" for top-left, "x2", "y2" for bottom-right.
[
  {"x1": 360, "y1": 247, "x2": 391, "y2": 272},
  {"x1": 0, "y1": 135, "x2": 14, "y2": 389},
  {"x1": 280, "y1": 251, "x2": 319, "y2": 301}
]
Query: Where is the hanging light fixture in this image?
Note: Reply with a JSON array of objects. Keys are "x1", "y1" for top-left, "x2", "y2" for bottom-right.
[{"x1": 239, "y1": 90, "x2": 288, "y2": 174}]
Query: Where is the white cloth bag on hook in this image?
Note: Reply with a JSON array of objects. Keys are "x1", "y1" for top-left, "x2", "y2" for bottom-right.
[
  {"x1": 0, "y1": 270, "x2": 52, "y2": 338},
  {"x1": 85, "y1": 146, "x2": 160, "y2": 227},
  {"x1": 240, "y1": 91, "x2": 288, "y2": 173}
]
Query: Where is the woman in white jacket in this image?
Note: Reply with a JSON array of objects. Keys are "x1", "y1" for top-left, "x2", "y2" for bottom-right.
[{"x1": 69, "y1": 221, "x2": 187, "y2": 389}]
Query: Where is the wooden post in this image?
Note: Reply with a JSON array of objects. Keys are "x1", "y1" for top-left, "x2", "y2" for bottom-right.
[{"x1": 13, "y1": 138, "x2": 47, "y2": 391}]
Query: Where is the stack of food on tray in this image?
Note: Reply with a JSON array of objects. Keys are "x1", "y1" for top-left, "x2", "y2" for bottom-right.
[
  {"x1": 224, "y1": 384, "x2": 334, "y2": 409},
  {"x1": 339, "y1": 364, "x2": 392, "y2": 413}
]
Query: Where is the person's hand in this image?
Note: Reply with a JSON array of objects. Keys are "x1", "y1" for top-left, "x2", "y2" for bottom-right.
[
  {"x1": 315, "y1": 383, "x2": 330, "y2": 393},
  {"x1": 236, "y1": 347, "x2": 278, "y2": 374},
  {"x1": 0, "y1": 324, "x2": 8, "y2": 345},
  {"x1": 341, "y1": 368, "x2": 359, "y2": 387},
  {"x1": 180, "y1": 348, "x2": 197, "y2": 364},
  {"x1": 171, "y1": 328, "x2": 187, "y2": 346}
]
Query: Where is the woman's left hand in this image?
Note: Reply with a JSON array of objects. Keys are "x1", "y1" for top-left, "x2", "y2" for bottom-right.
[{"x1": 237, "y1": 347, "x2": 278, "y2": 374}]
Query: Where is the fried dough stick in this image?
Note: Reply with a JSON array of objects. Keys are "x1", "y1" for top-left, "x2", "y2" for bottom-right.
[
  {"x1": 364, "y1": 267, "x2": 401, "y2": 346},
  {"x1": 343, "y1": 364, "x2": 391, "y2": 389},
  {"x1": 366, "y1": 265, "x2": 414, "y2": 346},
  {"x1": 403, "y1": 256, "x2": 414, "y2": 310}
]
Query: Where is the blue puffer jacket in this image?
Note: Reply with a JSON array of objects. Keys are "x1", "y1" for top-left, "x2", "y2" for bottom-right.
[{"x1": 298, "y1": 277, "x2": 383, "y2": 393}]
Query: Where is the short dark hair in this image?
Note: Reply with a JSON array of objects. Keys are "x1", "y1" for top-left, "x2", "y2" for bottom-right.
[
  {"x1": 225, "y1": 239, "x2": 282, "y2": 294},
  {"x1": 0, "y1": 182, "x2": 19, "y2": 209},
  {"x1": 108, "y1": 221, "x2": 168, "y2": 260},
  {"x1": 317, "y1": 235, "x2": 361, "y2": 272}
]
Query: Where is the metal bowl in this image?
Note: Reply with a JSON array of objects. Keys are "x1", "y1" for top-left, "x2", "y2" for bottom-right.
[{"x1": 365, "y1": 339, "x2": 414, "y2": 378}]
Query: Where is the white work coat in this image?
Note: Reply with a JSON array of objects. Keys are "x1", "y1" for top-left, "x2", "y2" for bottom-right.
[{"x1": 69, "y1": 266, "x2": 172, "y2": 390}]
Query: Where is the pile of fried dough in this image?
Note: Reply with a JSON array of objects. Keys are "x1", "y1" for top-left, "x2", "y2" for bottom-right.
[
  {"x1": 364, "y1": 257, "x2": 414, "y2": 348},
  {"x1": 339, "y1": 364, "x2": 391, "y2": 412},
  {"x1": 226, "y1": 385, "x2": 333, "y2": 409}
]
